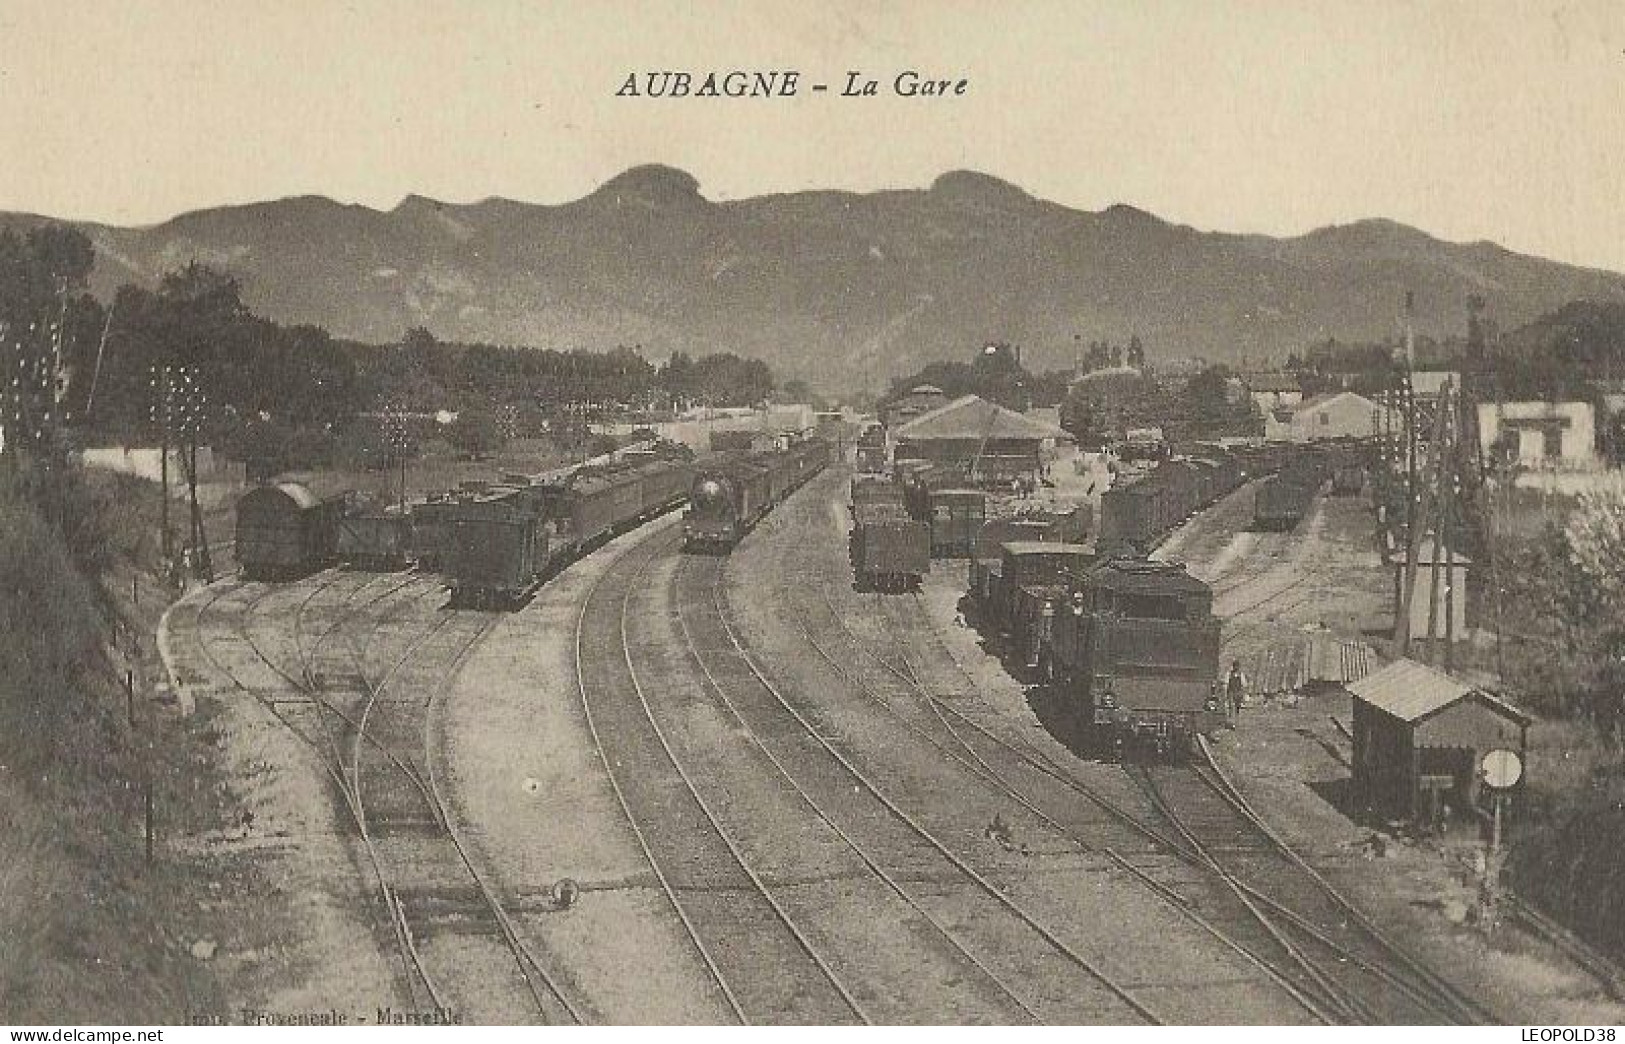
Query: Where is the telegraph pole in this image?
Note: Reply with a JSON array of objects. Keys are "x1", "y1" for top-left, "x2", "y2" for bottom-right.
[
  {"x1": 380, "y1": 401, "x2": 411, "y2": 512},
  {"x1": 149, "y1": 365, "x2": 174, "y2": 565},
  {"x1": 174, "y1": 365, "x2": 212, "y2": 582}
]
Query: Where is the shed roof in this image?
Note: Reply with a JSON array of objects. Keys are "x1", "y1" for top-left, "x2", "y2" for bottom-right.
[
  {"x1": 1347, "y1": 658, "x2": 1531, "y2": 724},
  {"x1": 895, "y1": 395, "x2": 1066, "y2": 442}
]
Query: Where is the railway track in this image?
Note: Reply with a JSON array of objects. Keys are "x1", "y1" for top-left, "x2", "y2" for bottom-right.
[
  {"x1": 183, "y1": 572, "x2": 581, "y2": 1024},
  {"x1": 796, "y1": 582, "x2": 1488, "y2": 1024},
  {"x1": 674, "y1": 556, "x2": 1158, "y2": 1024},
  {"x1": 572, "y1": 526, "x2": 865, "y2": 1025},
  {"x1": 1140, "y1": 742, "x2": 1488, "y2": 1023},
  {"x1": 795, "y1": 585, "x2": 1337, "y2": 1022}
]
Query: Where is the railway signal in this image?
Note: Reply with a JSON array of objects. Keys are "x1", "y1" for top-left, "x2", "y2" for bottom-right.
[{"x1": 1477, "y1": 748, "x2": 1522, "y2": 933}]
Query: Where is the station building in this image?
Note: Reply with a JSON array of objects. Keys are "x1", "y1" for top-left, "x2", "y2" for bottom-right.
[{"x1": 892, "y1": 394, "x2": 1068, "y2": 488}]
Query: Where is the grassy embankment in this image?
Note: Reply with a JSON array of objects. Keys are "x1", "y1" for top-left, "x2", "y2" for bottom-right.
[{"x1": 0, "y1": 467, "x2": 282, "y2": 1023}]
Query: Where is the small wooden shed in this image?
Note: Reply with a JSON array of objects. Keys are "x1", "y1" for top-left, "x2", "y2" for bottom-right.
[{"x1": 1347, "y1": 658, "x2": 1530, "y2": 822}]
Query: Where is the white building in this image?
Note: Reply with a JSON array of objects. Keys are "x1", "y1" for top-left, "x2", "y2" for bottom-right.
[
  {"x1": 1477, "y1": 401, "x2": 1597, "y2": 470},
  {"x1": 1266, "y1": 390, "x2": 1379, "y2": 442}
]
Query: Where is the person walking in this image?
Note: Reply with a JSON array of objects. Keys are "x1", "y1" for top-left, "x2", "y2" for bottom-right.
[{"x1": 1225, "y1": 660, "x2": 1247, "y2": 724}]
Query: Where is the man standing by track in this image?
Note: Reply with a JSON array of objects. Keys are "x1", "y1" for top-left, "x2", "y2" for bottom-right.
[{"x1": 1225, "y1": 660, "x2": 1247, "y2": 725}]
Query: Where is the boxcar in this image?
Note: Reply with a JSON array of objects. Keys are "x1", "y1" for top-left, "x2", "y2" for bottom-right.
[
  {"x1": 443, "y1": 508, "x2": 547, "y2": 609},
  {"x1": 335, "y1": 506, "x2": 411, "y2": 570},
  {"x1": 851, "y1": 474, "x2": 905, "y2": 512},
  {"x1": 1253, "y1": 474, "x2": 1315, "y2": 530},
  {"x1": 924, "y1": 488, "x2": 986, "y2": 558},
  {"x1": 985, "y1": 542, "x2": 1095, "y2": 643},
  {"x1": 974, "y1": 518, "x2": 1053, "y2": 560},
  {"x1": 407, "y1": 495, "x2": 466, "y2": 568},
  {"x1": 850, "y1": 503, "x2": 930, "y2": 591},
  {"x1": 235, "y1": 482, "x2": 348, "y2": 580}
]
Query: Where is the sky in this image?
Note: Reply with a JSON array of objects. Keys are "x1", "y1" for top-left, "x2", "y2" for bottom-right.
[{"x1": 2, "y1": 0, "x2": 1623, "y2": 271}]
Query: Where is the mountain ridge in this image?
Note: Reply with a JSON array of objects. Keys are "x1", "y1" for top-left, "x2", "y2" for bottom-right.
[{"x1": 5, "y1": 167, "x2": 1622, "y2": 390}]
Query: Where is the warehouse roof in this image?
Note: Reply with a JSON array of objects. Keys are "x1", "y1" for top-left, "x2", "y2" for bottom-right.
[
  {"x1": 1347, "y1": 658, "x2": 1531, "y2": 724},
  {"x1": 895, "y1": 395, "x2": 1067, "y2": 442}
]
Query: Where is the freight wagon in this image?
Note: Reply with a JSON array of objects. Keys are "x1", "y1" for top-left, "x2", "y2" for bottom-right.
[
  {"x1": 334, "y1": 504, "x2": 412, "y2": 570},
  {"x1": 235, "y1": 482, "x2": 349, "y2": 580},
  {"x1": 978, "y1": 541, "x2": 1095, "y2": 645},
  {"x1": 849, "y1": 502, "x2": 930, "y2": 591},
  {"x1": 444, "y1": 505, "x2": 547, "y2": 609},
  {"x1": 854, "y1": 427, "x2": 888, "y2": 473},
  {"x1": 923, "y1": 488, "x2": 986, "y2": 558},
  {"x1": 1252, "y1": 466, "x2": 1323, "y2": 531},
  {"x1": 1096, "y1": 451, "x2": 1249, "y2": 554}
]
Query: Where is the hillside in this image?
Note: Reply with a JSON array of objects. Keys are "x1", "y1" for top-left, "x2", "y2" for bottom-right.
[{"x1": 6, "y1": 166, "x2": 1625, "y2": 391}]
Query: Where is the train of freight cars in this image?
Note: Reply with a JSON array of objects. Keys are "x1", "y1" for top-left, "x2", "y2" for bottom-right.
[
  {"x1": 973, "y1": 445, "x2": 1254, "y2": 754},
  {"x1": 681, "y1": 438, "x2": 831, "y2": 551},
  {"x1": 971, "y1": 541, "x2": 1221, "y2": 756}
]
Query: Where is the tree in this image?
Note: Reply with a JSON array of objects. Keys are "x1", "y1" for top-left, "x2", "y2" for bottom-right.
[
  {"x1": 1126, "y1": 335, "x2": 1145, "y2": 368},
  {"x1": 449, "y1": 407, "x2": 504, "y2": 459},
  {"x1": 403, "y1": 326, "x2": 439, "y2": 352}
]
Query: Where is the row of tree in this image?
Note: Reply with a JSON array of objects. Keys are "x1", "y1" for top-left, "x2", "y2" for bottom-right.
[
  {"x1": 880, "y1": 342, "x2": 1073, "y2": 413},
  {"x1": 1062, "y1": 365, "x2": 1259, "y2": 444},
  {"x1": 2, "y1": 225, "x2": 795, "y2": 476},
  {"x1": 356, "y1": 329, "x2": 777, "y2": 416}
]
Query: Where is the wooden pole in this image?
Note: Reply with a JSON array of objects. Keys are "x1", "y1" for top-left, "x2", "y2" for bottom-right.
[
  {"x1": 1396, "y1": 380, "x2": 1452, "y2": 656},
  {"x1": 1444, "y1": 522, "x2": 1456, "y2": 672},
  {"x1": 159, "y1": 408, "x2": 171, "y2": 563}
]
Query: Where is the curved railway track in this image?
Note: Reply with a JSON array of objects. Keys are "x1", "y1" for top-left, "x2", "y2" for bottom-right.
[
  {"x1": 1126, "y1": 751, "x2": 1479, "y2": 1024},
  {"x1": 780, "y1": 569, "x2": 1488, "y2": 1014},
  {"x1": 674, "y1": 556, "x2": 1156, "y2": 1024},
  {"x1": 825, "y1": 585, "x2": 1490, "y2": 1025},
  {"x1": 571, "y1": 525, "x2": 865, "y2": 1025},
  {"x1": 182, "y1": 572, "x2": 581, "y2": 1024},
  {"x1": 792, "y1": 585, "x2": 1337, "y2": 1022}
]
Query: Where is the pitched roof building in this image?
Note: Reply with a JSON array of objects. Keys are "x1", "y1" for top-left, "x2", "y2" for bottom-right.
[
  {"x1": 1347, "y1": 658, "x2": 1530, "y2": 821},
  {"x1": 1266, "y1": 390, "x2": 1379, "y2": 442},
  {"x1": 893, "y1": 395, "x2": 1068, "y2": 489}
]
